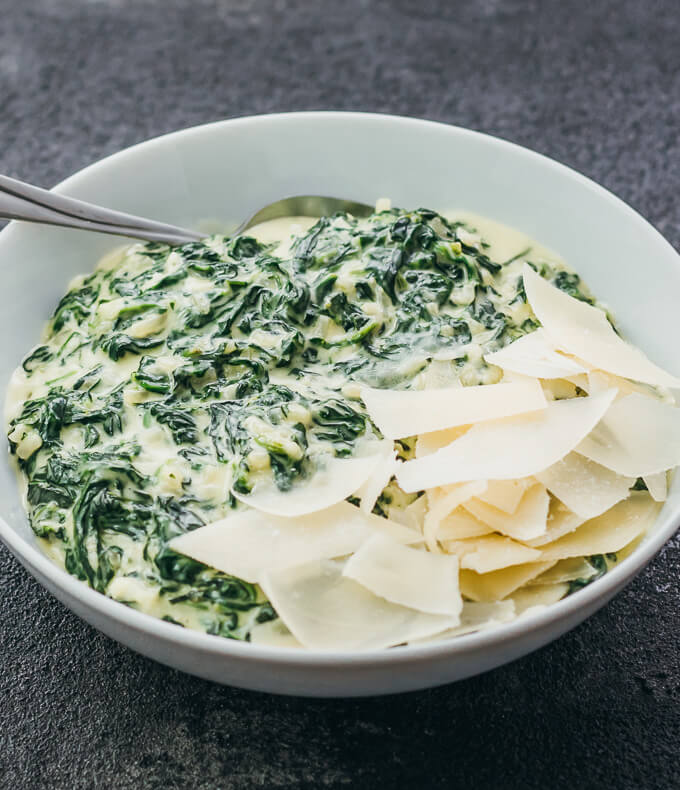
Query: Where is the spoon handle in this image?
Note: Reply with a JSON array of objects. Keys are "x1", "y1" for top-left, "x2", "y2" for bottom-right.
[{"x1": 0, "y1": 174, "x2": 203, "y2": 245}]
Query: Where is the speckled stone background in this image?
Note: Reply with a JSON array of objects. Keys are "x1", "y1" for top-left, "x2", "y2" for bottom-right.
[{"x1": 1, "y1": 0, "x2": 679, "y2": 787}]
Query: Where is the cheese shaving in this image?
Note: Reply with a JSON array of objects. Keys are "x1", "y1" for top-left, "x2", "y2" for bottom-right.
[
  {"x1": 360, "y1": 378, "x2": 547, "y2": 440},
  {"x1": 415, "y1": 425, "x2": 469, "y2": 458},
  {"x1": 397, "y1": 389, "x2": 617, "y2": 492},
  {"x1": 577, "y1": 393, "x2": 680, "y2": 477},
  {"x1": 260, "y1": 558, "x2": 459, "y2": 650},
  {"x1": 355, "y1": 442, "x2": 399, "y2": 514},
  {"x1": 475, "y1": 477, "x2": 535, "y2": 514},
  {"x1": 528, "y1": 557, "x2": 599, "y2": 586},
  {"x1": 459, "y1": 561, "x2": 556, "y2": 602},
  {"x1": 436, "y1": 509, "x2": 494, "y2": 541},
  {"x1": 388, "y1": 495, "x2": 427, "y2": 532},
  {"x1": 423, "y1": 480, "x2": 488, "y2": 551},
  {"x1": 586, "y1": 369, "x2": 667, "y2": 401},
  {"x1": 537, "y1": 493, "x2": 660, "y2": 562},
  {"x1": 452, "y1": 600, "x2": 516, "y2": 634},
  {"x1": 535, "y1": 452, "x2": 634, "y2": 520},
  {"x1": 343, "y1": 534, "x2": 462, "y2": 616},
  {"x1": 444, "y1": 535, "x2": 542, "y2": 574},
  {"x1": 463, "y1": 483, "x2": 550, "y2": 541},
  {"x1": 523, "y1": 500, "x2": 585, "y2": 547},
  {"x1": 643, "y1": 472, "x2": 668, "y2": 503},
  {"x1": 484, "y1": 329, "x2": 588, "y2": 379},
  {"x1": 523, "y1": 264, "x2": 680, "y2": 388},
  {"x1": 411, "y1": 600, "x2": 516, "y2": 642},
  {"x1": 170, "y1": 501, "x2": 421, "y2": 583},
  {"x1": 510, "y1": 582, "x2": 570, "y2": 614},
  {"x1": 249, "y1": 619, "x2": 303, "y2": 649},
  {"x1": 232, "y1": 452, "x2": 382, "y2": 517}
]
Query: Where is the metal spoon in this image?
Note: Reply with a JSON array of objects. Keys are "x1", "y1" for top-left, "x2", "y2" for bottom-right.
[{"x1": 0, "y1": 174, "x2": 373, "y2": 245}]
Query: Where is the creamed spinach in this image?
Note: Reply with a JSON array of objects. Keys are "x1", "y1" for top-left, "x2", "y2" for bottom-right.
[{"x1": 6, "y1": 208, "x2": 590, "y2": 639}]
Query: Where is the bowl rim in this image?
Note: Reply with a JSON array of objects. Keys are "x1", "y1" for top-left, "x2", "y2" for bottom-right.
[{"x1": 1, "y1": 109, "x2": 678, "y2": 667}]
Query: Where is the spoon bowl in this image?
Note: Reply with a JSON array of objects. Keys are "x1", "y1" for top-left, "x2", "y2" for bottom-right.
[
  {"x1": 237, "y1": 195, "x2": 373, "y2": 235},
  {"x1": 0, "y1": 173, "x2": 373, "y2": 245}
]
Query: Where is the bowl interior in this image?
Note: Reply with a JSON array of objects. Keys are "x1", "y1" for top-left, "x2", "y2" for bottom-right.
[{"x1": 1, "y1": 111, "x2": 679, "y2": 631}]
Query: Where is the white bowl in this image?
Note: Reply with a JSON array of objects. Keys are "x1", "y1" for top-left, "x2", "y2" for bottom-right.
[{"x1": 1, "y1": 112, "x2": 678, "y2": 697}]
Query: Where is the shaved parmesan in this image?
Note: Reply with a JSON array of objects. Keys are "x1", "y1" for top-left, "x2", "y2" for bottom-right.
[
  {"x1": 538, "y1": 493, "x2": 660, "y2": 562},
  {"x1": 250, "y1": 619, "x2": 303, "y2": 649},
  {"x1": 455, "y1": 600, "x2": 516, "y2": 633},
  {"x1": 412, "y1": 600, "x2": 516, "y2": 642},
  {"x1": 577, "y1": 393, "x2": 680, "y2": 477},
  {"x1": 511, "y1": 582, "x2": 569, "y2": 614},
  {"x1": 355, "y1": 444, "x2": 399, "y2": 513},
  {"x1": 564, "y1": 373, "x2": 590, "y2": 392},
  {"x1": 475, "y1": 477, "x2": 535, "y2": 514},
  {"x1": 437, "y1": 509, "x2": 494, "y2": 541},
  {"x1": 232, "y1": 452, "x2": 382, "y2": 516},
  {"x1": 616, "y1": 534, "x2": 645, "y2": 562},
  {"x1": 643, "y1": 472, "x2": 668, "y2": 502},
  {"x1": 343, "y1": 534, "x2": 462, "y2": 616},
  {"x1": 523, "y1": 265, "x2": 680, "y2": 388},
  {"x1": 388, "y1": 495, "x2": 427, "y2": 532},
  {"x1": 360, "y1": 378, "x2": 547, "y2": 440},
  {"x1": 541, "y1": 378, "x2": 582, "y2": 401},
  {"x1": 444, "y1": 535, "x2": 542, "y2": 574},
  {"x1": 524, "y1": 500, "x2": 585, "y2": 547},
  {"x1": 170, "y1": 501, "x2": 421, "y2": 583},
  {"x1": 459, "y1": 561, "x2": 555, "y2": 602},
  {"x1": 536, "y1": 452, "x2": 634, "y2": 520},
  {"x1": 423, "y1": 480, "x2": 487, "y2": 551},
  {"x1": 463, "y1": 483, "x2": 550, "y2": 541},
  {"x1": 415, "y1": 425, "x2": 468, "y2": 458},
  {"x1": 586, "y1": 369, "x2": 667, "y2": 401},
  {"x1": 260, "y1": 559, "x2": 458, "y2": 650},
  {"x1": 484, "y1": 329, "x2": 587, "y2": 379},
  {"x1": 397, "y1": 389, "x2": 617, "y2": 492},
  {"x1": 528, "y1": 557, "x2": 598, "y2": 586}
]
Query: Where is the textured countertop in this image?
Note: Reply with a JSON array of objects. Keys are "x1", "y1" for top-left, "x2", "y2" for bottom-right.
[{"x1": 1, "y1": 1, "x2": 679, "y2": 787}]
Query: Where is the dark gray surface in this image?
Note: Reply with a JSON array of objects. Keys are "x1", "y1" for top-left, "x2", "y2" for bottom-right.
[{"x1": 1, "y1": 0, "x2": 679, "y2": 787}]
